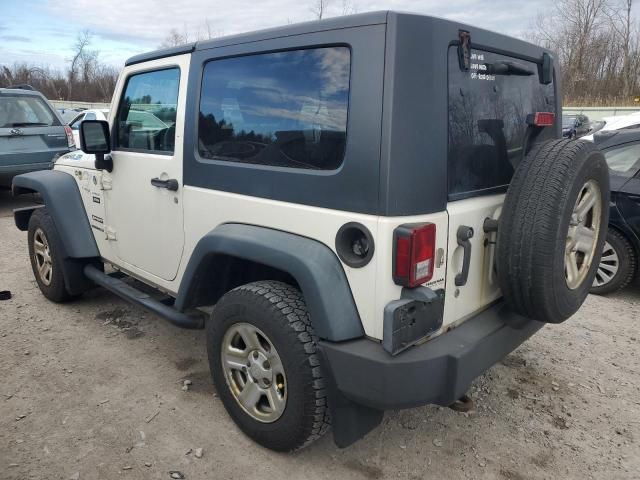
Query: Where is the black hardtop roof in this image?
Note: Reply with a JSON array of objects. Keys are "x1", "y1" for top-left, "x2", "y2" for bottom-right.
[{"x1": 125, "y1": 10, "x2": 552, "y2": 66}]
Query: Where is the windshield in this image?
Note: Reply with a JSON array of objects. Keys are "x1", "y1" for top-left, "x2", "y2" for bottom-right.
[
  {"x1": 448, "y1": 47, "x2": 556, "y2": 198},
  {"x1": 0, "y1": 95, "x2": 58, "y2": 128},
  {"x1": 604, "y1": 143, "x2": 640, "y2": 177},
  {"x1": 562, "y1": 116, "x2": 576, "y2": 128}
]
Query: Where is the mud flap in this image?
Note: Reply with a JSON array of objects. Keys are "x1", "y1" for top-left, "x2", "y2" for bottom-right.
[{"x1": 318, "y1": 346, "x2": 384, "y2": 448}]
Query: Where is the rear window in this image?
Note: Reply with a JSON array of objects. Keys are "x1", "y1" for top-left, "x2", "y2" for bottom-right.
[
  {"x1": 198, "y1": 47, "x2": 350, "y2": 170},
  {"x1": 448, "y1": 48, "x2": 556, "y2": 198},
  {"x1": 0, "y1": 95, "x2": 58, "y2": 128}
]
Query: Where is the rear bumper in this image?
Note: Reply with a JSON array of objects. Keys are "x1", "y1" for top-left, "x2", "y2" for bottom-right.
[{"x1": 320, "y1": 301, "x2": 543, "y2": 410}]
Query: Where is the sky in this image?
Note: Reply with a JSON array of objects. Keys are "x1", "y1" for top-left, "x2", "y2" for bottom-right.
[{"x1": 0, "y1": 0, "x2": 557, "y2": 70}]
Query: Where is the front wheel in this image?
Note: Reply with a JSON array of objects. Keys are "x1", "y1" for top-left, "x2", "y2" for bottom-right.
[
  {"x1": 27, "y1": 208, "x2": 74, "y2": 302},
  {"x1": 207, "y1": 281, "x2": 330, "y2": 451},
  {"x1": 590, "y1": 229, "x2": 637, "y2": 295}
]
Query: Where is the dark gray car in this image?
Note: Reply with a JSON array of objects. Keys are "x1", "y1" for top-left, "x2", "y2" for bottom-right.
[{"x1": 0, "y1": 87, "x2": 74, "y2": 187}]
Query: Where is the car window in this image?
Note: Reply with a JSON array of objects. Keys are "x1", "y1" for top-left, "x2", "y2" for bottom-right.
[
  {"x1": 197, "y1": 47, "x2": 351, "y2": 170},
  {"x1": 84, "y1": 112, "x2": 96, "y2": 121},
  {"x1": 604, "y1": 143, "x2": 640, "y2": 177},
  {"x1": 69, "y1": 113, "x2": 85, "y2": 130},
  {"x1": 0, "y1": 95, "x2": 58, "y2": 128},
  {"x1": 115, "y1": 68, "x2": 180, "y2": 153}
]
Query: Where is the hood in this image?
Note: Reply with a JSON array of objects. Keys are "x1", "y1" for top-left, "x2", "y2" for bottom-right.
[{"x1": 54, "y1": 150, "x2": 96, "y2": 170}]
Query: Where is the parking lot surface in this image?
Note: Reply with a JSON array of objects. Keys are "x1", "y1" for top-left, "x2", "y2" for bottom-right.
[{"x1": 1, "y1": 190, "x2": 638, "y2": 480}]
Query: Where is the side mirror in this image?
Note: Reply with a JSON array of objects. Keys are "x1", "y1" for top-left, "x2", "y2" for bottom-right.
[{"x1": 79, "y1": 120, "x2": 113, "y2": 172}]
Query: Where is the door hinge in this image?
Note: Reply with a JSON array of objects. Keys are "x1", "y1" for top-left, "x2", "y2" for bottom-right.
[
  {"x1": 105, "y1": 226, "x2": 117, "y2": 241},
  {"x1": 100, "y1": 173, "x2": 113, "y2": 191}
]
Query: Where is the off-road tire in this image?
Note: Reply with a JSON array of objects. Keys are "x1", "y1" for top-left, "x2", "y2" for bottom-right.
[
  {"x1": 207, "y1": 281, "x2": 330, "y2": 451},
  {"x1": 590, "y1": 229, "x2": 637, "y2": 295},
  {"x1": 27, "y1": 208, "x2": 74, "y2": 303},
  {"x1": 497, "y1": 139, "x2": 609, "y2": 323}
]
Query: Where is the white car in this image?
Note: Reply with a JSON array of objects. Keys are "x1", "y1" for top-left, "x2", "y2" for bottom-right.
[
  {"x1": 582, "y1": 111, "x2": 640, "y2": 141},
  {"x1": 68, "y1": 109, "x2": 109, "y2": 147}
]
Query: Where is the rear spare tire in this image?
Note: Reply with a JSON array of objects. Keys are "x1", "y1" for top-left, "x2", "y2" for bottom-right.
[{"x1": 496, "y1": 139, "x2": 609, "y2": 323}]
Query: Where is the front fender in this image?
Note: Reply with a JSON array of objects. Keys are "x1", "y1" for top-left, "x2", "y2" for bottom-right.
[
  {"x1": 12, "y1": 170, "x2": 99, "y2": 259},
  {"x1": 175, "y1": 223, "x2": 365, "y2": 342}
]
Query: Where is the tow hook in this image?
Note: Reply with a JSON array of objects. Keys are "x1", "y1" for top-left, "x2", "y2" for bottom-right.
[{"x1": 448, "y1": 393, "x2": 475, "y2": 413}]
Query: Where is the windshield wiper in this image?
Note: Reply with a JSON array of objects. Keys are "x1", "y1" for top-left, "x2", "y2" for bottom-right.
[{"x1": 484, "y1": 61, "x2": 534, "y2": 76}]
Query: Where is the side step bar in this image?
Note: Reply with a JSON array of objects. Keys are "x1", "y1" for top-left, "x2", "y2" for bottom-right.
[{"x1": 84, "y1": 265, "x2": 205, "y2": 329}]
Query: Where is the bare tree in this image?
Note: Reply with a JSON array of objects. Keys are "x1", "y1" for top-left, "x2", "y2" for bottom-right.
[
  {"x1": 68, "y1": 30, "x2": 92, "y2": 99},
  {"x1": 311, "y1": 0, "x2": 329, "y2": 19},
  {"x1": 0, "y1": 61, "x2": 117, "y2": 102},
  {"x1": 341, "y1": 0, "x2": 357, "y2": 15},
  {"x1": 528, "y1": 0, "x2": 640, "y2": 105},
  {"x1": 159, "y1": 20, "x2": 220, "y2": 48},
  {"x1": 159, "y1": 28, "x2": 190, "y2": 48},
  {"x1": 605, "y1": 0, "x2": 636, "y2": 97}
]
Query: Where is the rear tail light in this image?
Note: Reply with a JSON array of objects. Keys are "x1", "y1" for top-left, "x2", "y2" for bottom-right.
[
  {"x1": 64, "y1": 125, "x2": 75, "y2": 148},
  {"x1": 393, "y1": 223, "x2": 436, "y2": 288},
  {"x1": 528, "y1": 112, "x2": 555, "y2": 127}
]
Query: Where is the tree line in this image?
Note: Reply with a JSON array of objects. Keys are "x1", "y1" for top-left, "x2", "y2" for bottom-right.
[
  {"x1": 528, "y1": 0, "x2": 639, "y2": 105},
  {"x1": 0, "y1": 31, "x2": 118, "y2": 103}
]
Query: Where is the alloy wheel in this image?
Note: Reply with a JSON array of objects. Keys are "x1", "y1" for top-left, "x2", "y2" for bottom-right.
[
  {"x1": 565, "y1": 180, "x2": 602, "y2": 290},
  {"x1": 221, "y1": 322, "x2": 287, "y2": 423},
  {"x1": 593, "y1": 241, "x2": 620, "y2": 287},
  {"x1": 33, "y1": 228, "x2": 53, "y2": 286}
]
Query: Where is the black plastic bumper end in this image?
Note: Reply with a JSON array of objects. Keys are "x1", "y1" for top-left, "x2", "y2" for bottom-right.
[{"x1": 320, "y1": 302, "x2": 543, "y2": 412}]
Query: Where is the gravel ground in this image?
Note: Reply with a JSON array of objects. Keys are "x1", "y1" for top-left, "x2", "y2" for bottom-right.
[{"x1": 1, "y1": 189, "x2": 639, "y2": 480}]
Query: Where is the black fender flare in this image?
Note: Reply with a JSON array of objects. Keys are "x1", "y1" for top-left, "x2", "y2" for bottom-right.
[
  {"x1": 174, "y1": 223, "x2": 365, "y2": 342},
  {"x1": 12, "y1": 170, "x2": 99, "y2": 258}
]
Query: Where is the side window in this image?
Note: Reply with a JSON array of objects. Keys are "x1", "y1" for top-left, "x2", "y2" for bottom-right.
[
  {"x1": 604, "y1": 143, "x2": 640, "y2": 177},
  {"x1": 198, "y1": 47, "x2": 351, "y2": 170},
  {"x1": 69, "y1": 113, "x2": 85, "y2": 130},
  {"x1": 84, "y1": 112, "x2": 96, "y2": 121},
  {"x1": 116, "y1": 68, "x2": 180, "y2": 153}
]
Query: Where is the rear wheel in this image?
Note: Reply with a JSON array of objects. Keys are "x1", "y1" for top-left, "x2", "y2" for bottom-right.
[
  {"x1": 590, "y1": 229, "x2": 637, "y2": 295},
  {"x1": 207, "y1": 281, "x2": 330, "y2": 451}
]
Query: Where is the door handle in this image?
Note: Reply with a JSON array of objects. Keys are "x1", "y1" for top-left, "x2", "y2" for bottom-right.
[
  {"x1": 150, "y1": 177, "x2": 179, "y2": 191},
  {"x1": 455, "y1": 225, "x2": 474, "y2": 287}
]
